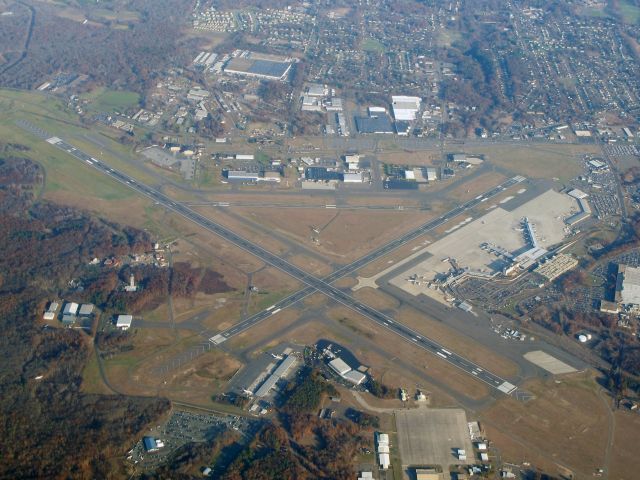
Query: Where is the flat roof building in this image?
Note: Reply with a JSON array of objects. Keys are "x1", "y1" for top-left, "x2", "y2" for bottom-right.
[
  {"x1": 227, "y1": 170, "x2": 260, "y2": 182},
  {"x1": 143, "y1": 436, "x2": 160, "y2": 452},
  {"x1": 392, "y1": 95, "x2": 421, "y2": 121},
  {"x1": 355, "y1": 116, "x2": 395, "y2": 134},
  {"x1": 343, "y1": 172, "x2": 363, "y2": 183},
  {"x1": 116, "y1": 314, "x2": 133, "y2": 330},
  {"x1": 616, "y1": 264, "x2": 640, "y2": 305},
  {"x1": 329, "y1": 357, "x2": 351, "y2": 376},
  {"x1": 344, "y1": 370, "x2": 366, "y2": 385},
  {"x1": 254, "y1": 355, "x2": 297, "y2": 397},
  {"x1": 43, "y1": 311, "x2": 56, "y2": 321},
  {"x1": 534, "y1": 254, "x2": 578, "y2": 282},
  {"x1": 79, "y1": 304, "x2": 94, "y2": 316},
  {"x1": 63, "y1": 302, "x2": 79, "y2": 316}
]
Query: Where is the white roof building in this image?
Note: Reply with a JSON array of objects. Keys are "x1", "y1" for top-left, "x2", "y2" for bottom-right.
[
  {"x1": 79, "y1": 304, "x2": 95, "y2": 316},
  {"x1": 43, "y1": 311, "x2": 55, "y2": 321},
  {"x1": 392, "y1": 95, "x2": 421, "y2": 121},
  {"x1": 63, "y1": 302, "x2": 79, "y2": 316},
  {"x1": 379, "y1": 453, "x2": 390, "y2": 469},
  {"x1": 567, "y1": 188, "x2": 588, "y2": 199},
  {"x1": 344, "y1": 370, "x2": 366, "y2": 385},
  {"x1": 343, "y1": 172, "x2": 363, "y2": 183},
  {"x1": 425, "y1": 167, "x2": 437, "y2": 181},
  {"x1": 116, "y1": 314, "x2": 133, "y2": 330},
  {"x1": 618, "y1": 265, "x2": 640, "y2": 305},
  {"x1": 377, "y1": 432, "x2": 389, "y2": 446},
  {"x1": 329, "y1": 358, "x2": 351, "y2": 376}
]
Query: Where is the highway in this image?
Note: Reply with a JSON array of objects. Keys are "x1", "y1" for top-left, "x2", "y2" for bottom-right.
[{"x1": 21, "y1": 120, "x2": 520, "y2": 395}]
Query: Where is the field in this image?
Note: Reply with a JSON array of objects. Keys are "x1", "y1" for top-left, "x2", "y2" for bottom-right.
[
  {"x1": 361, "y1": 37, "x2": 385, "y2": 53},
  {"x1": 230, "y1": 206, "x2": 436, "y2": 263},
  {"x1": 609, "y1": 409, "x2": 640, "y2": 479},
  {"x1": 474, "y1": 143, "x2": 598, "y2": 181},
  {"x1": 82, "y1": 87, "x2": 140, "y2": 113},
  {"x1": 617, "y1": 0, "x2": 640, "y2": 24},
  {"x1": 97, "y1": 327, "x2": 243, "y2": 405},
  {"x1": 481, "y1": 373, "x2": 613, "y2": 479}
]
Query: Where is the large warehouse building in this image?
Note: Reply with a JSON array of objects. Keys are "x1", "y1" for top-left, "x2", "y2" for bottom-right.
[
  {"x1": 615, "y1": 264, "x2": 640, "y2": 305},
  {"x1": 224, "y1": 53, "x2": 293, "y2": 81},
  {"x1": 391, "y1": 95, "x2": 421, "y2": 121}
]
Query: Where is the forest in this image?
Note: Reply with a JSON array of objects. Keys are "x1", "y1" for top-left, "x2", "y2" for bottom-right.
[
  {"x1": 0, "y1": 0, "x2": 197, "y2": 92},
  {"x1": 0, "y1": 149, "x2": 170, "y2": 478}
]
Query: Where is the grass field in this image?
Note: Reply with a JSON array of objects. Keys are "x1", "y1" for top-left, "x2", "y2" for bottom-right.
[
  {"x1": 361, "y1": 37, "x2": 385, "y2": 53},
  {"x1": 617, "y1": 0, "x2": 640, "y2": 24},
  {"x1": 82, "y1": 87, "x2": 140, "y2": 113},
  {"x1": 474, "y1": 144, "x2": 598, "y2": 181},
  {"x1": 481, "y1": 373, "x2": 612, "y2": 478}
]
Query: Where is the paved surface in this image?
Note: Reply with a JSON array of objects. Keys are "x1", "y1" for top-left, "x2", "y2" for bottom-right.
[
  {"x1": 523, "y1": 350, "x2": 578, "y2": 375},
  {"x1": 395, "y1": 408, "x2": 474, "y2": 469},
  {"x1": 19, "y1": 120, "x2": 521, "y2": 395}
]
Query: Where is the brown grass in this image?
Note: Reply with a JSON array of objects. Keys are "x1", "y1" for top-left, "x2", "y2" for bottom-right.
[
  {"x1": 481, "y1": 372, "x2": 610, "y2": 478},
  {"x1": 396, "y1": 306, "x2": 519, "y2": 378},
  {"x1": 609, "y1": 408, "x2": 640, "y2": 480}
]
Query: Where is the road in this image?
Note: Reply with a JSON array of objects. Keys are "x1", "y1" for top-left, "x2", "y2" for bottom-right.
[{"x1": 21, "y1": 120, "x2": 520, "y2": 395}]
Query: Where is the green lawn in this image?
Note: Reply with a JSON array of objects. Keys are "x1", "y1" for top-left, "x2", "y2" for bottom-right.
[
  {"x1": 362, "y1": 37, "x2": 385, "y2": 53},
  {"x1": 618, "y1": 0, "x2": 640, "y2": 24},
  {"x1": 83, "y1": 87, "x2": 140, "y2": 113}
]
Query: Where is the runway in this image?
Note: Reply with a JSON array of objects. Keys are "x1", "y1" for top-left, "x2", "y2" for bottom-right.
[{"x1": 21, "y1": 120, "x2": 521, "y2": 395}]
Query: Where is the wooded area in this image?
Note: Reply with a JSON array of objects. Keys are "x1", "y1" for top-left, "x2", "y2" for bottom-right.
[{"x1": 0, "y1": 150, "x2": 170, "y2": 478}]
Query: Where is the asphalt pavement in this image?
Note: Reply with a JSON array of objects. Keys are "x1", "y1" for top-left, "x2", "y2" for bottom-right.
[{"x1": 20, "y1": 120, "x2": 523, "y2": 395}]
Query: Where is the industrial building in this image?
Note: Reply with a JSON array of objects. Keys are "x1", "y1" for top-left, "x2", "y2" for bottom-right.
[
  {"x1": 143, "y1": 436, "x2": 164, "y2": 452},
  {"x1": 306, "y1": 84, "x2": 327, "y2": 96},
  {"x1": 376, "y1": 432, "x2": 390, "y2": 470},
  {"x1": 343, "y1": 172, "x2": 364, "y2": 183},
  {"x1": 253, "y1": 355, "x2": 297, "y2": 397},
  {"x1": 615, "y1": 264, "x2": 640, "y2": 305},
  {"x1": 78, "y1": 304, "x2": 95, "y2": 316},
  {"x1": 329, "y1": 358, "x2": 351, "y2": 376},
  {"x1": 328, "y1": 357, "x2": 367, "y2": 385},
  {"x1": 116, "y1": 314, "x2": 133, "y2": 330},
  {"x1": 534, "y1": 254, "x2": 578, "y2": 281},
  {"x1": 227, "y1": 170, "x2": 261, "y2": 182},
  {"x1": 565, "y1": 197, "x2": 591, "y2": 225},
  {"x1": 391, "y1": 95, "x2": 421, "y2": 121},
  {"x1": 305, "y1": 166, "x2": 343, "y2": 181},
  {"x1": 425, "y1": 167, "x2": 437, "y2": 181},
  {"x1": 63, "y1": 302, "x2": 79, "y2": 316},
  {"x1": 224, "y1": 54, "x2": 292, "y2": 81},
  {"x1": 355, "y1": 115, "x2": 395, "y2": 134}
]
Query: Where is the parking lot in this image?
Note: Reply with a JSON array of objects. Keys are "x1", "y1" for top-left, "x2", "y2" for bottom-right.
[{"x1": 128, "y1": 410, "x2": 260, "y2": 469}]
